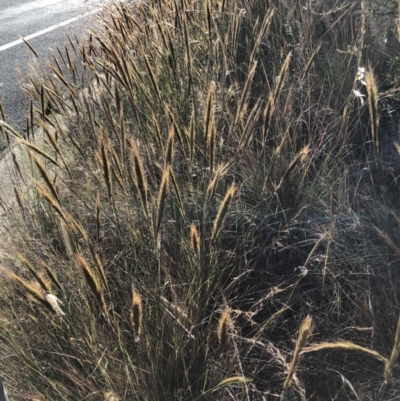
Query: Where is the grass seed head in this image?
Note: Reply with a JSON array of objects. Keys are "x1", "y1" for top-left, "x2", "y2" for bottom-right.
[
  {"x1": 284, "y1": 315, "x2": 313, "y2": 389},
  {"x1": 211, "y1": 183, "x2": 236, "y2": 244},
  {"x1": 40, "y1": 261, "x2": 64, "y2": 295},
  {"x1": 217, "y1": 308, "x2": 232, "y2": 349},
  {"x1": 130, "y1": 139, "x2": 148, "y2": 218},
  {"x1": 76, "y1": 253, "x2": 107, "y2": 316},
  {"x1": 165, "y1": 124, "x2": 175, "y2": 167},
  {"x1": 7, "y1": 271, "x2": 56, "y2": 313},
  {"x1": 131, "y1": 287, "x2": 143, "y2": 340},
  {"x1": 17, "y1": 253, "x2": 52, "y2": 293},
  {"x1": 104, "y1": 391, "x2": 119, "y2": 401},
  {"x1": 99, "y1": 135, "x2": 113, "y2": 200},
  {"x1": 365, "y1": 68, "x2": 379, "y2": 158},
  {"x1": 190, "y1": 223, "x2": 200, "y2": 255},
  {"x1": 155, "y1": 166, "x2": 170, "y2": 237}
]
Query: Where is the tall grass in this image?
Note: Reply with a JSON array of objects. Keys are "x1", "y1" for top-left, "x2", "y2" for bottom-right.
[{"x1": 1, "y1": 0, "x2": 400, "y2": 400}]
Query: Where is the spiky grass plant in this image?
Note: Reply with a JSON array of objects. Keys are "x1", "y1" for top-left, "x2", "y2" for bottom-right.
[{"x1": 1, "y1": 0, "x2": 400, "y2": 400}]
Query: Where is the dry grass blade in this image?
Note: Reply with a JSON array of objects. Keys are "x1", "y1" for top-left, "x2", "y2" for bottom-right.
[
  {"x1": 40, "y1": 85, "x2": 45, "y2": 120},
  {"x1": 30, "y1": 151, "x2": 61, "y2": 206},
  {"x1": 40, "y1": 261, "x2": 64, "y2": 295},
  {"x1": 60, "y1": 220, "x2": 76, "y2": 257},
  {"x1": 99, "y1": 135, "x2": 112, "y2": 201},
  {"x1": 0, "y1": 101, "x2": 4, "y2": 121},
  {"x1": 206, "y1": 163, "x2": 230, "y2": 208},
  {"x1": 165, "y1": 124, "x2": 175, "y2": 167},
  {"x1": 165, "y1": 105, "x2": 184, "y2": 149},
  {"x1": 235, "y1": 61, "x2": 258, "y2": 127},
  {"x1": 248, "y1": 9, "x2": 274, "y2": 65},
  {"x1": 274, "y1": 52, "x2": 292, "y2": 100},
  {"x1": 68, "y1": 217, "x2": 108, "y2": 291},
  {"x1": 111, "y1": 153, "x2": 125, "y2": 192},
  {"x1": 76, "y1": 253, "x2": 108, "y2": 317},
  {"x1": 213, "y1": 376, "x2": 251, "y2": 390},
  {"x1": 130, "y1": 139, "x2": 148, "y2": 218},
  {"x1": 262, "y1": 53, "x2": 291, "y2": 142},
  {"x1": 108, "y1": 136, "x2": 124, "y2": 180},
  {"x1": 96, "y1": 191, "x2": 101, "y2": 241},
  {"x1": 211, "y1": 183, "x2": 236, "y2": 244},
  {"x1": 94, "y1": 253, "x2": 108, "y2": 293},
  {"x1": 205, "y1": 0, "x2": 212, "y2": 48},
  {"x1": 239, "y1": 99, "x2": 263, "y2": 151},
  {"x1": 301, "y1": 341, "x2": 388, "y2": 365},
  {"x1": 397, "y1": 1, "x2": 400, "y2": 42},
  {"x1": 302, "y1": 41, "x2": 322, "y2": 80},
  {"x1": 188, "y1": 108, "x2": 196, "y2": 161},
  {"x1": 283, "y1": 315, "x2": 313, "y2": 389},
  {"x1": 6, "y1": 271, "x2": 55, "y2": 313},
  {"x1": 13, "y1": 187, "x2": 24, "y2": 216},
  {"x1": 170, "y1": 169, "x2": 185, "y2": 217},
  {"x1": 39, "y1": 122, "x2": 71, "y2": 176},
  {"x1": 277, "y1": 145, "x2": 310, "y2": 190},
  {"x1": 262, "y1": 93, "x2": 274, "y2": 141},
  {"x1": 304, "y1": 231, "x2": 329, "y2": 267},
  {"x1": 9, "y1": 147, "x2": 26, "y2": 184},
  {"x1": 141, "y1": 51, "x2": 162, "y2": 103},
  {"x1": 29, "y1": 100, "x2": 34, "y2": 139},
  {"x1": 155, "y1": 166, "x2": 170, "y2": 238},
  {"x1": 207, "y1": 115, "x2": 216, "y2": 174},
  {"x1": 21, "y1": 37, "x2": 39, "y2": 59},
  {"x1": 374, "y1": 226, "x2": 400, "y2": 258},
  {"x1": 35, "y1": 181, "x2": 67, "y2": 223},
  {"x1": 365, "y1": 68, "x2": 379, "y2": 159},
  {"x1": 196, "y1": 376, "x2": 252, "y2": 400},
  {"x1": 394, "y1": 141, "x2": 400, "y2": 155},
  {"x1": 204, "y1": 83, "x2": 214, "y2": 144},
  {"x1": 0, "y1": 120, "x2": 23, "y2": 140},
  {"x1": 17, "y1": 253, "x2": 51, "y2": 293},
  {"x1": 47, "y1": 63, "x2": 74, "y2": 93},
  {"x1": 384, "y1": 315, "x2": 400, "y2": 382},
  {"x1": 152, "y1": 112, "x2": 164, "y2": 151},
  {"x1": 253, "y1": 306, "x2": 290, "y2": 345},
  {"x1": 183, "y1": 17, "x2": 192, "y2": 96},
  {"x1": 16, "y1": 137, "x2": 61, "y2": 169}
]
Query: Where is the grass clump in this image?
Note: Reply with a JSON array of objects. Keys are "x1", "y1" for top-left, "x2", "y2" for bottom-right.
[{"x1": 1, "y1": 0, "x2": 400, "y2": 400}]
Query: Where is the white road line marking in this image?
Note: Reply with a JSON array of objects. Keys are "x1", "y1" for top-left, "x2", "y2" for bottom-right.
[
  {"x1": 0, "y1": 0, "x2": 64, "y2": 18},
  {"x1": 0, "y1": 8, "x2": 101, "y2": 53}
]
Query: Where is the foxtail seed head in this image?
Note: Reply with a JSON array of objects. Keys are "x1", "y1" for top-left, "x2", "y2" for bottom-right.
[
  {"x1": 284, "y1": 315, "x2": 313, "y2": 389},
  {"x1": 217, "y1": 308, "x2": 232, "y2": 349},
  {"x1": 131, "y1": 287, "x2": 143, "y2": 341},
  {"x1": 190, "y1": 223, "x2": 200, "y2": 255}
]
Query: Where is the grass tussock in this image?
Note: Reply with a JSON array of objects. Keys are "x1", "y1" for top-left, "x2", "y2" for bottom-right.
[{"x1": 1, "y1": 0, "x2": 400, "y2": 400}]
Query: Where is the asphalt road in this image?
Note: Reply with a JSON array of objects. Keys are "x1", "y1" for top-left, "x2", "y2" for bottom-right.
[{"x1": 0, "y1": 0, "x2": 109, "y2": 130}]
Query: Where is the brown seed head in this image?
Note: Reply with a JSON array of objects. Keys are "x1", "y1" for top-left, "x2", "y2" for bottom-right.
[
  {"x1": 190, "y1": 223, "x2": 200, "y2": 255},
  {"x1": 211, "y1": 183, "x2": 236, "y2": 244},
  {"x1": 284, "y1": 315, "x2": 313, "y2": 389},
  {"x1": 217, "y1": 309, "x2": 232, "y2": 349},
  {"x1": 131, "y1": 288, "x2": 143, "y2": 340}
]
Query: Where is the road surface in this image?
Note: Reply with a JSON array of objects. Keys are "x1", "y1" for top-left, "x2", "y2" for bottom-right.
[{"x1": 0, "y1": 0, "x2": 110, "y2": 130}]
